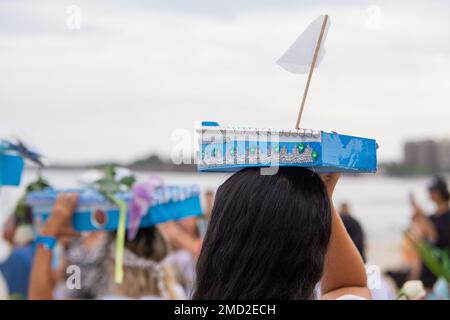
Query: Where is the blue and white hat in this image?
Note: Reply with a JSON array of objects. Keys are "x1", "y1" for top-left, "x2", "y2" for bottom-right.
[{"x1": 27, "y1": 185, "x2": 202, "y2": 233}]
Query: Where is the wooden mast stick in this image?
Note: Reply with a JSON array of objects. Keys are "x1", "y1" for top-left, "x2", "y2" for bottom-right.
[{"x1": 295, "y1": 14, "x2": 328, "y2": 129}]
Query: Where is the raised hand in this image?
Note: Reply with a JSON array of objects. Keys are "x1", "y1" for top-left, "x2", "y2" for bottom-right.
[{"x1": 41, "y1": 193, "x2": 80, "y2": 240}]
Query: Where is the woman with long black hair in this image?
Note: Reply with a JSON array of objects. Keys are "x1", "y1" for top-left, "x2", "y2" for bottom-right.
[{"x1": 194, "y1": 168, "x2": 370, "y2": 300}]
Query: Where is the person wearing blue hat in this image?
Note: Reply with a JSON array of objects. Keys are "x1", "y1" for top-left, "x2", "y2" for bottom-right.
[{"x1": 28, "y1": 193, "x2": 187, "y2": 300}]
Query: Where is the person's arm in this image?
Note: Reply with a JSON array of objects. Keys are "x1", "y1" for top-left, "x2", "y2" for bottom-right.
[
  {"x1": 29, "y1": 193, "x2": 79, "y2": 300},
  {"x1": 319, "y1": 173, "x2": 371, "y2": 300},
  {"x1": 177, "y1": 217, "x2": 200, "y2": 238},
  {"x1": 159, "y1": 221, "x2": 202, "y2": 257},
  {"x1": 410, "y1": 195, "x2": 438, "y2": 242},
  {"x1": 417, "y1": 217, "x2": 438, "y2": 243},
  {"x1": 28, "y1": 242, "x2": 54, "y2": 299}
]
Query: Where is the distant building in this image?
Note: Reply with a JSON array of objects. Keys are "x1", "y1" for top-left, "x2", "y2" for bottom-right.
[
  {"x1": 437, "y1": 140, "x2": 450, "y2": 171},
  {"x1": 404, "y1": 139, "x2": 450, "y2": 170},
  {"x1": 404, "y1": 140, "x2": 438, "y2": 168}
]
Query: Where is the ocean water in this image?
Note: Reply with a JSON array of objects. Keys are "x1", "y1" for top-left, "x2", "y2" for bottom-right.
[{"x1": 0, "y1": 169, "x2": 439, "y2": 270}]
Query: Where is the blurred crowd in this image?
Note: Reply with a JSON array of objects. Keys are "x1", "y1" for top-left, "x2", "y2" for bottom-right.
[
  {"x1": 0, "y1": 183, "x2": 215, "y2": 300},
  {"x1": 337, "y1": 176, "x2": 450, "y2": 299},
  {"x1": 0, "y1": 173, "x2": 449, "y2": 300}
]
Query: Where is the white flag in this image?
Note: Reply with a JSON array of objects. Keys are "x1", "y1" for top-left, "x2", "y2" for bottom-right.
[{"x1": 277, "y1": 15, "x2": 330, "y2": 74}]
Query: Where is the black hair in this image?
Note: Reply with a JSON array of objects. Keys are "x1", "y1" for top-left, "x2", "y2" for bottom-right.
[
  {"x1": 109, "y1": 226, "x2": 168, "y2": 261},
  {"x1": 194, "y1": 167, "x2": 332, "y2": 300},
  {"x1": 429, "y1": 176, "x2": 450, "y2": 202}
]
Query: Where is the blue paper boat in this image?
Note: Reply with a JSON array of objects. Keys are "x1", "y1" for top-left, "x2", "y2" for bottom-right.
[
  {"x1": 27, "y1": 185, "x2": 203, "y2": 232},
  {"x1": 197, "y1": 121, "x2": 377, "y2": 173},
  {"x1": 0, "y1": 141, "x2": 24, "y2": 186}
]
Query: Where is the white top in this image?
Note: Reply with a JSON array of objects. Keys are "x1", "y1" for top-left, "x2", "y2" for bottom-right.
[
  {"x1": 100, "y1": 283, "x2": 187, "y2": 300},
  {"x1": 101, "y1": 295, "x2": 161, "y2": 300},
  {"x1": 337, "y1": 295, "x2": 366, "y2": 300},
  {"x1": 0, "y1": 272, "x2": 9, "y2": 300}
]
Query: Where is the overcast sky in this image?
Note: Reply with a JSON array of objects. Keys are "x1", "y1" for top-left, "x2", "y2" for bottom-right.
[{"x1": 1, "y1": 0, "x2": 449, "y2": 164}]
